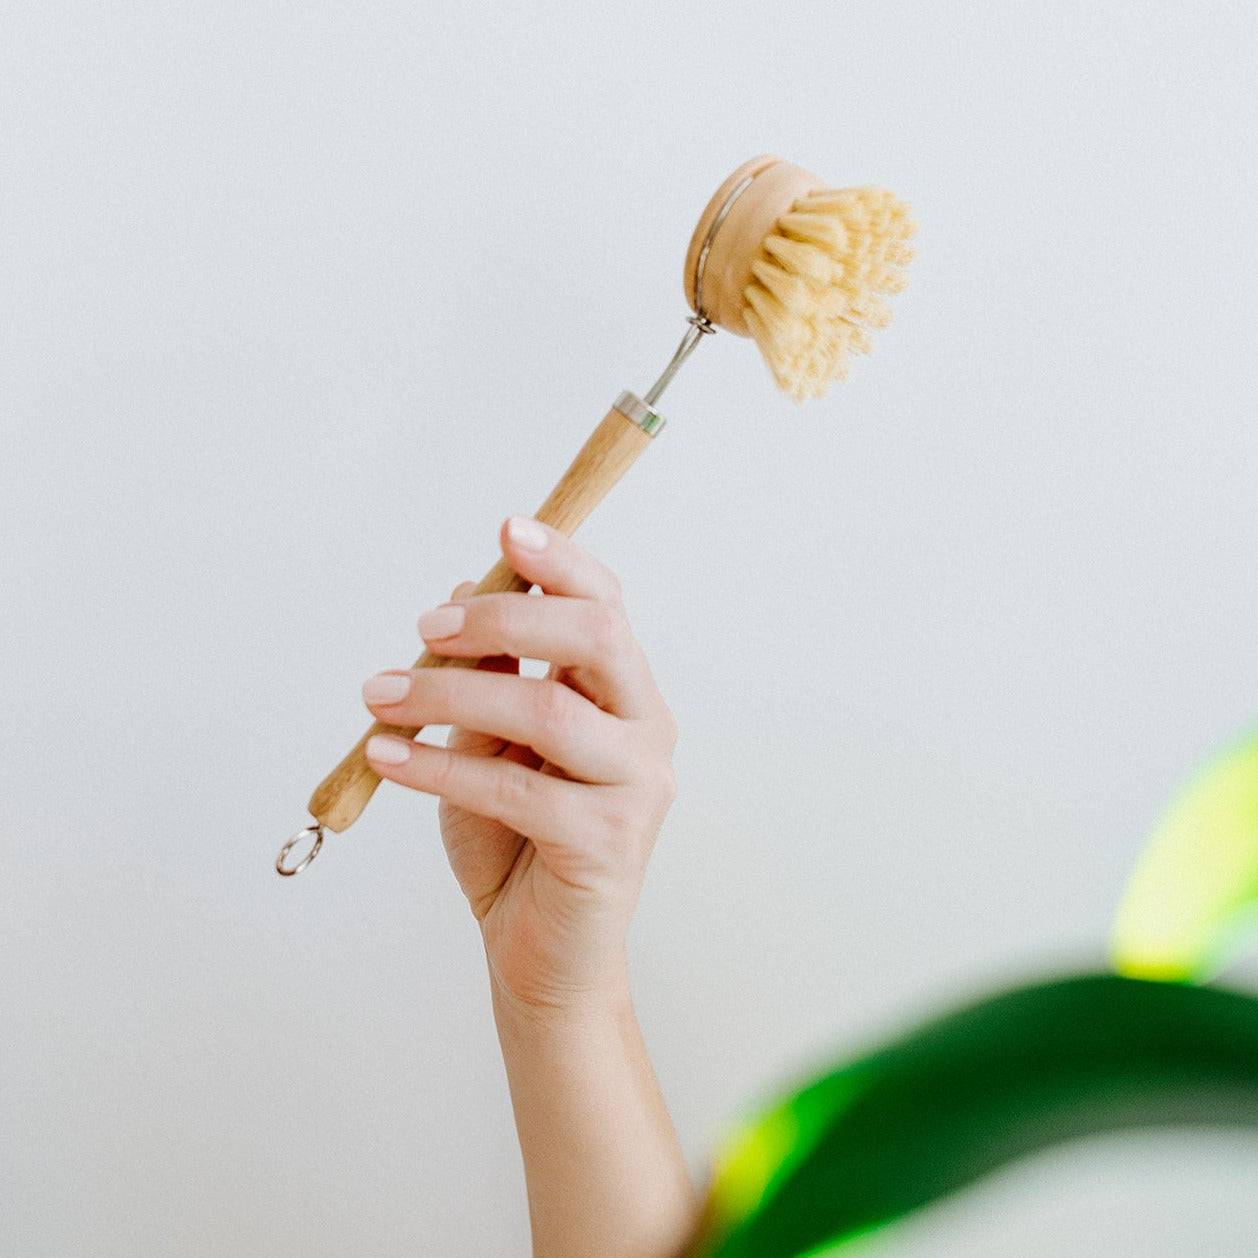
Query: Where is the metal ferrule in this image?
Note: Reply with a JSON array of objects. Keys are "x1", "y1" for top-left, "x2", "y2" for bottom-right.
[{"x1": 615, "y1": 390, "x2": 666, "y2": 436}]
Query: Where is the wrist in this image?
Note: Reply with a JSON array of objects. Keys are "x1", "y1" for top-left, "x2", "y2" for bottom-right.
[{"x1": 487, "y1": 951, "x2": 635, "y2": 1034}]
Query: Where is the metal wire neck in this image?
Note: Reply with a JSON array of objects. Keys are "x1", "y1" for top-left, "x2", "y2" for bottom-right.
[
  {"x1": 642, "y1": 167, "x2": 761, "y2": 409},
  {"x1": 643, "y1": 314, "x2": 716, "y2": 407}
]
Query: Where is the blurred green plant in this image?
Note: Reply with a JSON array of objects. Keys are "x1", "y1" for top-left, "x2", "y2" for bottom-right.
[
  {"x1": 686, "y1": 725, "x2": 1258, "y2": 1258},
  {"x1": 1112, "y1": 724, "x2": 1258, "y2": 982}
]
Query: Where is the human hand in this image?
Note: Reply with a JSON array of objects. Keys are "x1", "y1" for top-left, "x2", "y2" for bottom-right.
[{"x1": 363, "y1": 517, "x2": 678, "y2": 1017}]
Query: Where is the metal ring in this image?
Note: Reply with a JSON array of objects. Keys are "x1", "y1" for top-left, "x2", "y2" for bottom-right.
[
  {"x1": 692, "y1": 173, "x2": 758, "y2": 320},
  {"x1": 276, "y1": 824, "x2": 324, "y2": 877}
]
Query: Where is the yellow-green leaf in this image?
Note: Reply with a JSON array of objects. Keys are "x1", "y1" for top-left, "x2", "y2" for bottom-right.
[{"x1": 1112, "y1": 725, "x2": 1258, "y2": 982}]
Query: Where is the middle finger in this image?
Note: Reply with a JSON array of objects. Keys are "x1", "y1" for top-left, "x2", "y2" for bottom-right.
[
  {"x1": 416, "y1": 591, "x2": 662, "y2": 721},
  {"x1": 363, "y1": 667, "x2": 636, "y2": 784}
]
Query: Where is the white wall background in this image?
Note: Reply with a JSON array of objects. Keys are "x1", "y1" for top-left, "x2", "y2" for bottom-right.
[{"x1": 4, "y1": 1, "x2": 1258, "y2": 1253}]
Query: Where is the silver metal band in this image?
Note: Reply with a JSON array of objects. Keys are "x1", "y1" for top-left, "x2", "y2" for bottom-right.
[
  {"x1": 614, "y1": 390, "x2": 666, "y2": 437},
  {"x1": 692, "y1": 172, "x2": 757, "y2": 320}
]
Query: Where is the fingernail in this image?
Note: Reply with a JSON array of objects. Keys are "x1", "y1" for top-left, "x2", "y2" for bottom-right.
[
  {"x1": 507, "y1": 516, "x2": 547, "y2": 551},
  {"x1": 363, "y1": 673, "x2": 411, "y2": 705},
  {"x1": 366, "y1": 734, "x2": 412, "y2": 765},
  {"x1": 417, "y1": 603, "x2": 466, "y2": 639}
]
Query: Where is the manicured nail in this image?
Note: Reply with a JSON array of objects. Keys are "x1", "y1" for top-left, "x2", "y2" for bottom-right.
[
  {"x1": 417, "y1": 603, "x2": 466, "y2": 639},
  {"x1": 507, "y1": 516, "x2": 547, "y2": 551},
  {"x1": 366, "y1": 734, "x2": 412, "y2": 765},
  {"x1": 363, "y1": 673, "x2": 411, "y2": 705}
]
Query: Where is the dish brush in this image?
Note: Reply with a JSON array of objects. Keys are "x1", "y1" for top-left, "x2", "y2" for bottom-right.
[{"x1": 276, "y1": 153, "x2": 916, "y2": 875}]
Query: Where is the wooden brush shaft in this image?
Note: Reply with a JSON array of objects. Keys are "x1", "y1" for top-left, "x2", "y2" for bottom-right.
[{"x1": 307, "y1": 401, "x2": 657, "y2": 834}]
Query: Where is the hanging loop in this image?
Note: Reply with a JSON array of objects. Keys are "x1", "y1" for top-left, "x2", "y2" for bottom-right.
[{"x1": 276, "y1": 824, "x2": 324, "y2": 877}]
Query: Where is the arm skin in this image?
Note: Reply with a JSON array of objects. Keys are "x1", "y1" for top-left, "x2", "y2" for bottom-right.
[
  {"x1": 490, "y1": 966, "x2": 698, "y2": 1258},
  {"x1": 362, "y1": 517, "x2": 701, "y2": 1257}
]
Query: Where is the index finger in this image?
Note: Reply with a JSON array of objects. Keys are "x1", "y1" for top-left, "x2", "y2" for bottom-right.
[
  {"x1": 450, "y1": 579, "x2": 518, "y2": 676},
  {"x1": 499, "y1": 517, "x2": 624, "y2": 606}
]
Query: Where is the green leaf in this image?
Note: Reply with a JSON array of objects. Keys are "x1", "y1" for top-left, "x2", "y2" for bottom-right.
[
  {"x1": 1112, "y1": 724, "x2": 1258, "y2": 982},
  {"x1": 688, "y1": 975, "x2": 1258, "y2": 1258}
]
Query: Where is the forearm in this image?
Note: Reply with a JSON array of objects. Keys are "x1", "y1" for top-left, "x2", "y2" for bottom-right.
[{"x1": 490, "y1": 960, "x2": 700, "y2": 1258}]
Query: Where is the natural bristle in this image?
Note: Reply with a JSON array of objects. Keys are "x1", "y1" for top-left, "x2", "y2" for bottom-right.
[{"x1": 742, "y1": 186, "x2": 916, "y2": 401}]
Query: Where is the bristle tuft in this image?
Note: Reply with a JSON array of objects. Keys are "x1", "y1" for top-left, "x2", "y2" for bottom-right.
[{"x1": 741, "y1": 186, "x2": 915, "y2": 400}]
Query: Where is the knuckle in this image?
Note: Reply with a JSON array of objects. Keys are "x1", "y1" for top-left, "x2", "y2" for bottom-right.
[
  {"x1": 594, "y1": 802, "x2": 639, "y2": 865},
  {"x1": 479, "y1": 594, "x2": 517, "y2": 643},
  {"x1": 534, "y1": 679, "x2": 576, "y2": 740},
  {"x1": 656, "y1": 761, "x2": 678, "y2": 807},
  {"x1": 491, "y1": 761, "x2": 533, "y2": 817},
  {"x1": 422, "y1": 669, "x2": 460, "y2": 716},
  {"x1": 427, "y1": 748, "x2": 458, "y2": 798},
  {"x1": 586, "y1": 602, "x2": 627, "y2": 657}
]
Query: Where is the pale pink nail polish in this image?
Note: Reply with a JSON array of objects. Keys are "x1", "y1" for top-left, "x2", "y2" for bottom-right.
[
  {"x1": 363, "y1": 673, "x2": 411, "y2": 704},
  {"x1": 366, "y1": 734, "x2": 412, "y2": 765},
  {"x1": 417, "y1": 603, "x2": 466, "y2": 639},
  {"x1": 507, "y1": 516, "x2": 547, "y2": 551}
]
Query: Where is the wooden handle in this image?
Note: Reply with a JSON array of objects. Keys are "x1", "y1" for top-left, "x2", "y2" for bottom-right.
[{"x1": 306, "y1": 400, "x2": 658, "y2": 833}]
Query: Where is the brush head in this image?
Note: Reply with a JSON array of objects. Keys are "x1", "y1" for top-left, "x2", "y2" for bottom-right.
[{"x1": 684, "y1": 155, "x2": 916, "y2": 401}]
